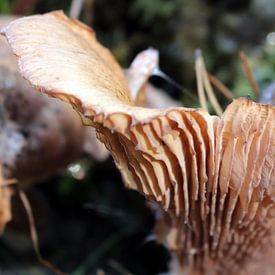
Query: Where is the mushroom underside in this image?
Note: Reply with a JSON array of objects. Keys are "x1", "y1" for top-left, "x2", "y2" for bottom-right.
[{"x1": 1, "y1": 11, "x2": 275, "y2": 274}]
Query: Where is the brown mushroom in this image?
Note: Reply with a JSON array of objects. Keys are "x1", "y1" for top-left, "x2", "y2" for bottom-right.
[{"x1": 1, "y1": 11, "x2": 275, "y2": 274}]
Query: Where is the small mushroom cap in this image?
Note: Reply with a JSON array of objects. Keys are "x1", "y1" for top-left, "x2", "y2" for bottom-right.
[{"x1": 1, "y1": 11, "x2": 275, "y2": 272}]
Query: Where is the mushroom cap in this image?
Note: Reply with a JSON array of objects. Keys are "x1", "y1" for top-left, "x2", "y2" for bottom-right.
[{"x1": 1, "y1": 11, "x2": 275, "y2": 273}]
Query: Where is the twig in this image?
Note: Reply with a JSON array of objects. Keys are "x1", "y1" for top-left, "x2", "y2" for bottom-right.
[
  {"x1": 208, "y1": 73, "x2": 234, "y2": 101},
  {"x1": 239, "y1": 51, "x2": 260, "y2": 100},
  {"x1": 70, "y1": 0, "x2": 84, "y2": 19}
]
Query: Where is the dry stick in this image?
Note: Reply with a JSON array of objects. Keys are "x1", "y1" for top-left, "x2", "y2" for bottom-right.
[
  {"x1": 201, "y1": 60, "x2": 223, "y2": 116},
  {"x1": 195, "y1": 49, "x2": 208, "y2": 112},
  {"x1": 239, "y1": 51, "x2": 260, "y2": 100},
  {"x1": 70, "y1": 0, "x2": 84, "y2": 18},
  {"x1": 18, "y1": 189, "x2": 67, "y2": 275},
  {"x1": 208, "y1": 73, "x2": 234, "y2": 101}
]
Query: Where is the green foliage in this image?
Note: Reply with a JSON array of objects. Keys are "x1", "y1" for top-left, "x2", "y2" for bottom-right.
[
  {"x1": 0, "y1": 0, "x2": 11, "y2": 14},
  {"x1": 130, "y1": 0, "x2": 182, "y2": 24}
]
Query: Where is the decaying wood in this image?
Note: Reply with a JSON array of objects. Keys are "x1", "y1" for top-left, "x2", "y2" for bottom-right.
[{"x1": 1, "y1": 11, "x2": 275, "y2": 274}]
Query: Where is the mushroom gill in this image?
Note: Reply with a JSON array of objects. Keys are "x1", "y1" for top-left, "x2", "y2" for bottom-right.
[{"x1": 1, "y1": 11, "x2": 275, "y2": 274}]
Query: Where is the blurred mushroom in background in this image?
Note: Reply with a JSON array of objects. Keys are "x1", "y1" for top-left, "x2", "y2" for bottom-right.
[{"x1": 260, "y1": 81, "x2": 275, "y2": 105}]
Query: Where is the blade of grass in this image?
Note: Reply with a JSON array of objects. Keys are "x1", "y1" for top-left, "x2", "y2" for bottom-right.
[
  {"x1": 201, "y1": 61, "x2": 223, "y2": 116},
  {"x1": 195, "y1": 49, "x2": 208, "y2": 112}
]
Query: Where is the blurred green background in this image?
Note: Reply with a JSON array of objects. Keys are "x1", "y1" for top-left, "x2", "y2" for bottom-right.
[{"x1": 0, "y1": 0, "x2": 275, "y2": 274}]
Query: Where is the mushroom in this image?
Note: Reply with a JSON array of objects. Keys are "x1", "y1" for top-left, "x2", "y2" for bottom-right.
[{"x1": 1, "y1": 11, "x2": 275, "y2": 274}]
